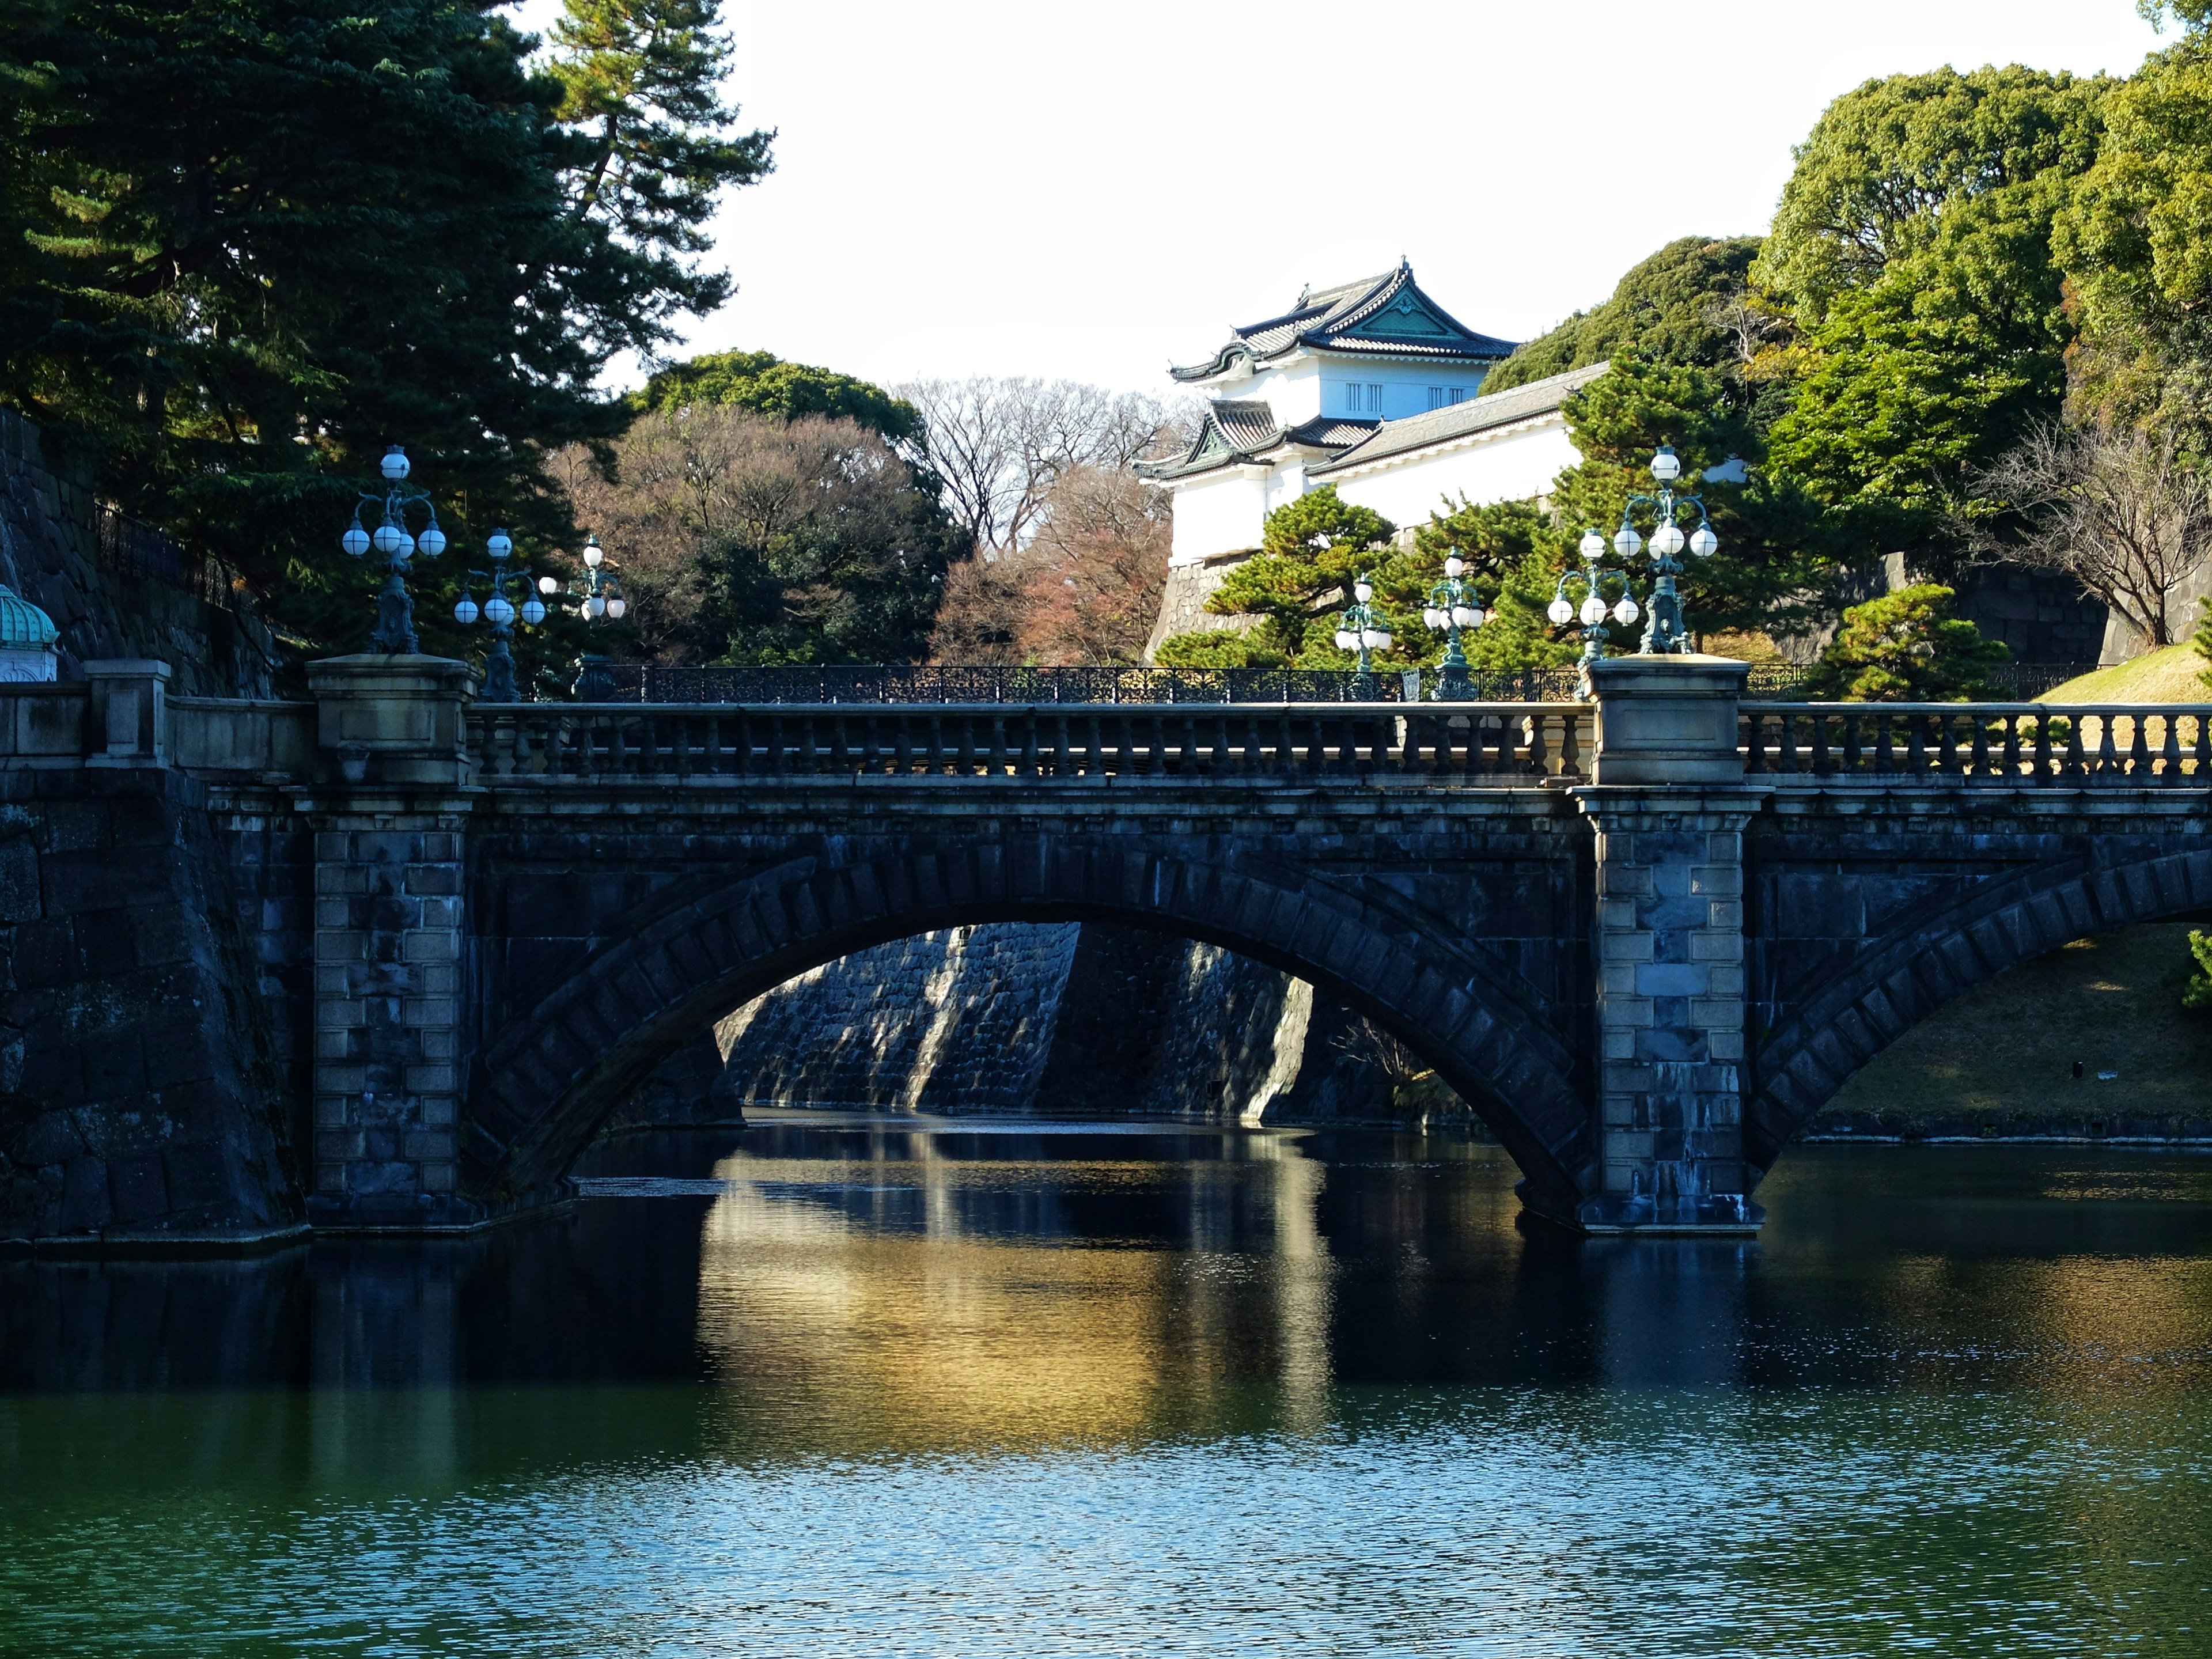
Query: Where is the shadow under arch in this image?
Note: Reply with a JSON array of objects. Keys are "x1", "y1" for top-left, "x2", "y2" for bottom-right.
[
  {"x1": 1748, "y1": 846, "x2": 2212, "y2": 1170},
  {"x1": 463, "y1": 839, "x2": 1593, "y2": 1219}
]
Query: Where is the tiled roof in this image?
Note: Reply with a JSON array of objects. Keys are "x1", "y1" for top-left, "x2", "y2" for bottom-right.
[
  {"x1": 1283, "y1": 415, "x2": 1381, "y2": 447},
  {"x1": 1169, "y1": 262, "x2": 1520, "y2": 382},
  {"x1": 1139, "y1": 403, "x2": 1376, "y2": 482},
  {"x1": 1308, "y1": 362, "x2": 1608, "y2": 478}
]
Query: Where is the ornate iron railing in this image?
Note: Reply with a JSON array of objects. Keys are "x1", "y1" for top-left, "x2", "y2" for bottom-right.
[
  {"x1": 558, "y1": 660, "x2": 2101, "y2": 706},
  {"x1": 1741, "y1": 703, "x2": 2212, "y2": 782},
  {"x1": 93, "y1": 504, "x2": 245, "y2": 612},
  {"x1": 465, "y1": 702, "x2": 1594, "y2": 782}
]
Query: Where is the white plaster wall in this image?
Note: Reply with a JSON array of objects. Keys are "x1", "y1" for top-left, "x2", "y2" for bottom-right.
[
  {"x1": 1169, "y1": 470, "x2": 1274, "y2": 563},
  {"x1": 1331, "y1": 422, "x2": 1580, "y2": 528},
  {"x1": 1317, "y1": 362, "x2": 1488, "y2": 422},
  {"x1": 1241, "y1": 359, "x2": 1321, "y2": 423}
]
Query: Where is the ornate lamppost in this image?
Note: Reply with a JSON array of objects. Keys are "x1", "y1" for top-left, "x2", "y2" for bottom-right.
[
  {"x1": 339, "y1": 445, "x2": 448, "y2": 653},
  {"x1": 1331, "y1": 572, "x2": 1392, "y2": 698},
  {"x1": 1421, "y1": 548, "x2": 1488, "y2": 700},
  {"x1": 547, "y1": 533, "x2": 628, "y2": 700},
  {"x1": 541, "y1": 532, "x2": 626, "y2": 622},
  {"x1": 450, "y1": 528, "x2": 548, "y2": 702},
  {"x1": 1547, "y1": 532, "x2": 1643, "y2": 667},
  {"x1": 1611, "y1": 443, "x2": 1719, "y2": 654}
]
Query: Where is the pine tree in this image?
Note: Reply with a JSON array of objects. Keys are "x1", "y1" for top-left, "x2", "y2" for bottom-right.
[{"x1": 0, "y1": 0, "x2": 771, "y2": 661}]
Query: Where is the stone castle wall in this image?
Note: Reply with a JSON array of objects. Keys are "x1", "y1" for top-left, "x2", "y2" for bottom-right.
[
  {"x1": 685, "y1": 919, "x2": 1456, "y2": 1130},
  {"x1": 0, "y1": 768, "x2": 303, "y2": 1245},
  {"x1": 0, "y1": 411, "x2": 277, "y2": 698}
]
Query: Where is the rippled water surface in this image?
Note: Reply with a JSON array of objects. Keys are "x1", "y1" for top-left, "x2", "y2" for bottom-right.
[{"x1": 6, "y1": 1119, "x2": 2212, "y2": 1656}]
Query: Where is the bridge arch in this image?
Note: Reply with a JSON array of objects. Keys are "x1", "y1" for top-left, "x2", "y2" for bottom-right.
[
  {"x1": 1747, "y1": 846, "x2": 2212, "y2": 1169},
  {"x1": 463, "y1": 838, "x2": 1594, "y2": 1219}
]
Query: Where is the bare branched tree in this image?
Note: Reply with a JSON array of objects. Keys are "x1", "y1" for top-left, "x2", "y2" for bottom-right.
[
  {"x1": 896, "y1": 376, "x2": 1181, "y2": 552},
  {"x1": 924, "y1": 468, "x2": 1171, "y2": 665},
  {"x1": 1968, "y1": 421, "x2": 2212, "y2": 649}
]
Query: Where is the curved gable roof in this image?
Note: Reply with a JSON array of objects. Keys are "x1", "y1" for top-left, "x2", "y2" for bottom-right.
[
  {"x1": 1138, "y1": 400, "x2": 1380, "y2": 482},
  {"x1": 1170, "y1": 262, "x2": 1520, "y2": 382}
]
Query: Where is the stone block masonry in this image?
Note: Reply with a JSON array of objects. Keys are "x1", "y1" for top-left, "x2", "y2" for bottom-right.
[
  {"x1": 0, "y1": 764, "x2": 303, "y2": 1248},
  {"x1": 716, "y1": 923, "x2": 1081, "y2": 1114},
  {"x1": 1573, "y1": 789, "x2": 1766, "y2": 1231}
]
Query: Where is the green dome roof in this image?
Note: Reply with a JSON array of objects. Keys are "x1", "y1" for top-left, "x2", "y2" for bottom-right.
[{"x1": 0, "y1": 584, "x2": 56, "y2": 649}]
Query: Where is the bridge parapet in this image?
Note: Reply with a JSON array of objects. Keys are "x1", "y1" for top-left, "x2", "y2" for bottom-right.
[
  {"x1": 1743, "y1": 703, "x2": 2211, "y2": 783},
  {"x1": 462, "y1": 700, "x2": 1597, "y2": 783}
]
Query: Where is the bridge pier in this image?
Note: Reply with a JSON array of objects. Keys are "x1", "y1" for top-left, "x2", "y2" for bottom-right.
[
  {"x1": 300, "y1": 656, "x2": 480, "y2": 1230},
  {"x1": 1571, "y1": 657, "x2": 1766, "y2": 1234}
]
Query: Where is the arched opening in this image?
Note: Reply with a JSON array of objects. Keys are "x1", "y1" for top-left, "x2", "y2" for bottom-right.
[
  {"x1": 1749, "y1": 847, "x2": 2212, "y2": 1168},
  {"x1": 463, "y1": 844, "x2": 1593, "y2": 1221},
  {"x1": 596, "y1": 920, "x2": 1482, "y2": 1135}
]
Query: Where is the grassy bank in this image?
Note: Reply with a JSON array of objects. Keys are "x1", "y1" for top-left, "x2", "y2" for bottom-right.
[
  {"x1": 2037, "y1": 645, "x2": 2210, "y2": 703},
  {"x1": 1815, "y1": 923, "x2": 2212, "y2": 1139}
]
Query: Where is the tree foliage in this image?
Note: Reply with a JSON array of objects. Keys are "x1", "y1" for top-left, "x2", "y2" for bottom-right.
[
  {"x1": 1547, "y1": 355, "x2": 1857, "y2": 644},
  {"x1": 2057, "y1": 10, "x2": 2212, "y2": 449},
  {"x1": 1801, "y1": 584, "x2": 2011, "y2": 700},
  {"x1": 2186, "y1": 927, "x2": 2212, "y2": 1014},
  {"x1": 0, "y1": 0, "x2": 770, "y2": 657},
  {"x1": 1198, "y1": 487, "x2": 1399, "y2": 665},
  {"x1": 929, "y1": 465, "x2": 1168, "y2": 665},
  {"x1": 1481, "y1": 236, "x2": 1768, "y2": 396},
  {"x1": 554, "y1": 408, "x2": 954, "y2": 665},
  {"x1": 634, "y1": 350, "x2": 919, "y2": 442},
  {"x1": 1411, "y1": 497, "x2": 1578, "y2": 671},
  {"x1": 1756, "y1": 66, "x2": 2107, "y2": 556}
]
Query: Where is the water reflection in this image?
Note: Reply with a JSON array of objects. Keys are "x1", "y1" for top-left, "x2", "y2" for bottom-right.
[{"x1": 4, "y1": 1126, "x2": 2212, "y2": 1656}]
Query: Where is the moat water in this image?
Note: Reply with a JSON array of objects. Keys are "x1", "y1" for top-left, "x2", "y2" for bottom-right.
[{"x1": 5, "y1": 1118, "x2": 2212, "y2": 1656}]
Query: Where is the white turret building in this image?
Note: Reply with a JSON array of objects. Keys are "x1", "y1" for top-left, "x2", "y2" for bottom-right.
[{"x1": 1142, "y1": 262, "x2": 1605, "y2": 649}]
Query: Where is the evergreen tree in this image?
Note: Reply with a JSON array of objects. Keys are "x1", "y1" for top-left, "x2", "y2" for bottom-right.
[
  {"x1": 2057, "y1": 5, "x2": 2212, "y2": 452},
  {"x1": 634, "y1": 351, "x2": 922, "y2": 443},
  {"x1": 1801, "y1": 584, "x2": 2012, "y2": 700},
  {"x1": 1191, "y1": 487, "x2": 1398, "y2": 666},
  {"x1": 1480, "y1": 236, "x2": 1768, "y2": 396},
  {"x1": 1410, "y1": 498, "x2": 1579, "y2": 672},
  {"x1": 1548, "y1": 355, "x2": 1857, "y2": 645},
  {"x1": 1756, "y1": 66, "x2": 2108, "y2": 561},
  {"x1": 0, "y1": 0, "x2": 771, "y2": 661}
]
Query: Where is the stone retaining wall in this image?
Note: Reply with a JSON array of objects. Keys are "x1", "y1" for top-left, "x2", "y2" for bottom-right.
[
  {"x1": 0, "y1": 412, "x2": 277, "y2": 698},
  {"x1": 690, "y1": 919, "x2": 1455, "y2": 1129},
  {"x1": 0, "y1": 767, "x2": 302, "y2": 1247}
]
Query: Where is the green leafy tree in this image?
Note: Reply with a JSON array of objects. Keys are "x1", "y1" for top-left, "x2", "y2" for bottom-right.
[
  {"x1": 1756, "y1": 66, "x2": 2108, "y2": 559},
  {"x1": 1547, "y1": 355, "x2": 1856, "y2": 644},
  {"x1": 1411, "y1": 497, "x2": 1579, "y2": 671},
  {"x1": 2196, "y1": 596, "x2": 2212, "y2": 692},
  {"x1": 1152, "y1": 631, "x2": 1289, "y2": 669},
  {"x1": 2056, "y1": 5, "x2": 2212, "y2": 449},
  {"x1": 558, "y1": 408, "x2": 953, "y2": 666},
  {"x1": 2185, "y1": 928, "x2": 2212, "y2": 1013},
  {"x1": 1482, "y1": 236, "x2": 1769, "y2": 396},
  {"x1": 1194, "y1": 486, "x2": 1400, "y2": 665},
  {"x1": 635, "y1": 350, "x2": 922, "y2": 442},
  {"x1": 1801, "y1": 583, "x2": 2012, "y2": 700},
  {"x1": 0, "y1": 0, "x2": 771, "y2": 664}
]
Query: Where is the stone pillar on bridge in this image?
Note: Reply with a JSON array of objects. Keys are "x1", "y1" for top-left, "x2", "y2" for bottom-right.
[
  {"x1": 1573, "y1": 655, "x2": 1769, "y2": 1235},
  {"x1": 301, "y1": 655, "x2": 479, "y2": 1229}
]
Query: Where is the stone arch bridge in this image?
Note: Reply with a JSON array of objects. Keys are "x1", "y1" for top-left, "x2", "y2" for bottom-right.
[{"x1": 4, "y1": 655, "x2": 2207, "y2": 1247}]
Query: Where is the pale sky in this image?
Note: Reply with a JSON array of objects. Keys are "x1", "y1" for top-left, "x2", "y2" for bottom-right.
[{"x1": 517, "y1": 0, "x2": 2166, "y2": 396}]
